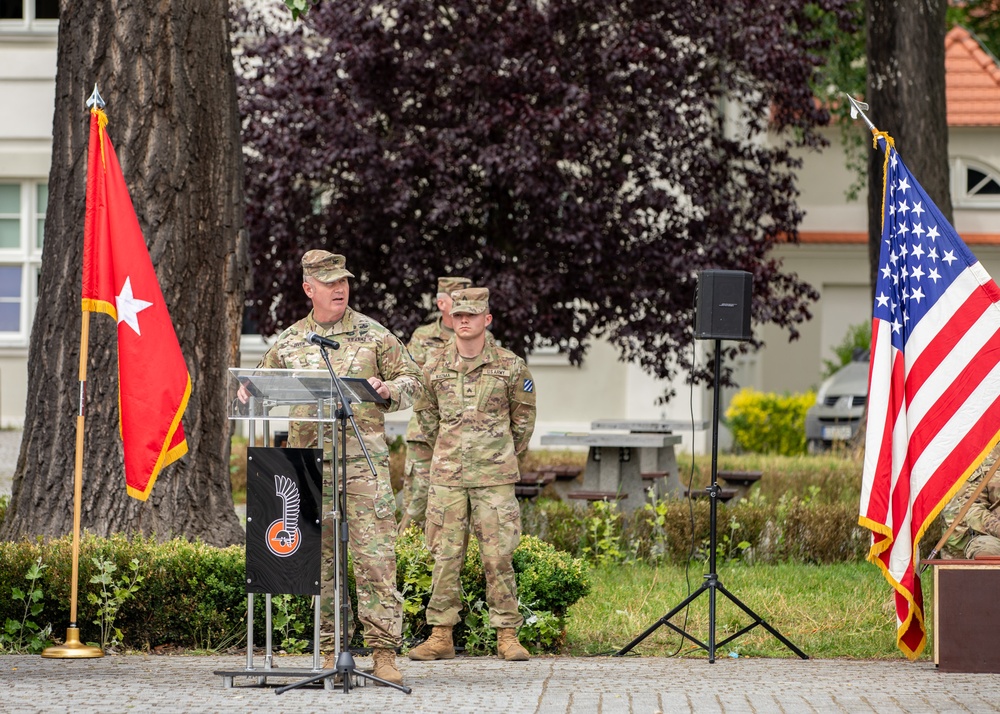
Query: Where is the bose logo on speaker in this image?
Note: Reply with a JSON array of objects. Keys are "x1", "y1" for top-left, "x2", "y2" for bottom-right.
[{"x1": 720, "y1": 302, "x2": 737, "y2": 308}]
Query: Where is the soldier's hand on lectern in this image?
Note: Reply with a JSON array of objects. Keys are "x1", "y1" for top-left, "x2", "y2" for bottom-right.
[
  {"x1": 367, "y1": 377, "x2": 390, "y2": 400},
  {"x1": 237, "y1": 384, "x2": 251, "y2": 404}
]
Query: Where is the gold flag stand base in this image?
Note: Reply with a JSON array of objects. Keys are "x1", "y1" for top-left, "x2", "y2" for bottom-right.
[{"x1": 41, "y1": 628, "x2": 104, "y2": 659}]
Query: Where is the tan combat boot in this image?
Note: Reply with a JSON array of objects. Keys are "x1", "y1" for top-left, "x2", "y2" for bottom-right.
[
  {"x1": 496, "y1": 628, "x2": 530, "y2": 661},
  {"x1": 371, "y1": 648, "x2": 403, "y2": 686},
  {"x1": 407, "y1": 626, "x2": 456, "y2": 660}
]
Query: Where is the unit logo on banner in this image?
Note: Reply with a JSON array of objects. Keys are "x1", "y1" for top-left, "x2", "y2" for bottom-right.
[{"x1": 266, "y1": 474, "x2": 301, "y2": 557}]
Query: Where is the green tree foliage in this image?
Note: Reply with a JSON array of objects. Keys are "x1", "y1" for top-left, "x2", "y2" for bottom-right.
[
  {"x1": 807, "y1": 0, "x2": 869, "y2": 201},
  {"x1": 236, "y1": 0, "x2": 859, "y2": 397},
  {"x1": 948, "y1": 0, "x2": 1000, "y2": 57},
  {"x1": 822, "y1": 321, "x2": 871, "y2": 378}
]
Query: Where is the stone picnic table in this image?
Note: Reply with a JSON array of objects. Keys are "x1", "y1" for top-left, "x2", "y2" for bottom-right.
[{"x1": 539, "y1": 420, "x2": 691, "y2": 512}]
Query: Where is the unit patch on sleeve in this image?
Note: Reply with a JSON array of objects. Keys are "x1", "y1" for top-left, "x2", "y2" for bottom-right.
[{"x1": 522, "y1": 378, "x2": 534, "y2": 393}]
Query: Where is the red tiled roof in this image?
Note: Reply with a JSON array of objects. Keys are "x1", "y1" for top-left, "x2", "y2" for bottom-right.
[
  {"x1": 796, "y1": 231, "x2": 1000, "y2": 245},
  {"x1": 946, "y1": 25, "x2": 1000, "y2": 126}
]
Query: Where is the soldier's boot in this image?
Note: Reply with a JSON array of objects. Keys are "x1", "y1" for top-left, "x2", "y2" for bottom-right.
[
  {"x1": 407, "y1": 626, "x2": 456, "y2": 661},
  {"x1": 371, "y1": 648, "x2": 403, "y2": 686},
  {"x1": 496, "y1": 628, "x2": 530, "y2": 662}
]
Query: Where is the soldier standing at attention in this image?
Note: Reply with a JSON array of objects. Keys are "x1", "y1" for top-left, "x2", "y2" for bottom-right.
[
  {"x1": 406, "y1": 287, "x2": 536, "y2": 662},
  {"x1": 400, "y1": 275, "x2": 472, "y2": 532},
  {"x1": 254, "y1": 249, "x2": 423, "y2": 685}
]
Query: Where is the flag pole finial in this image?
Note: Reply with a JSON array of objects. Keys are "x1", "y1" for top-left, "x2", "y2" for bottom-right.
[
  {"x1": 86, "y1": 84, "x2": 105, "y2": 110},
  {"x1": 844, "y1": 94, "x2": 876, "y2": 133}
]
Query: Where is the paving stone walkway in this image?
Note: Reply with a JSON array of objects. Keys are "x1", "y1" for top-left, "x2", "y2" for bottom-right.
[{"x1": 2, "y1": 652, "x2": 999, "y2": 713}]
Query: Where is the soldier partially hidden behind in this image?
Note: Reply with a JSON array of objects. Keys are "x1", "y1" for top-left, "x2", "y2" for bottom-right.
[
  {"x1": 251, "y1": 250, "x2": 423, "y2": 685},
  {"x1": 407, "y1": 287, "x2": 537, "y2": 662},
  {"x1": 399, "y1": 275, "x2": 472, "y2": 532},
  {"x1": 942, "y1": 444, "x2": 1000, "y2": 559}
]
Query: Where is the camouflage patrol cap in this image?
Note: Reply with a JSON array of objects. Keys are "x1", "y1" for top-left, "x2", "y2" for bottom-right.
[
  {"x1": 437, "y1": 276, "x2": 472, "y2": 295},
  {"x1": 302, "y1": 250, "x2": 354, "y2": 283},
  {"x1": 450, "y1": 287, "x2": 490, "y2": 315}
]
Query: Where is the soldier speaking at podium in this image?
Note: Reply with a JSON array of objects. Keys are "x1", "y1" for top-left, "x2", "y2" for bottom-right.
[{"x1": 256, "y1": 249, "x2": 423, "y2": 685}]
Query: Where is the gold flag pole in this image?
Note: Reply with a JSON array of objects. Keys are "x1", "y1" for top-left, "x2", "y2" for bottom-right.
[
  {"x1": 42, "y1": 310, "x2": 102, "y2": 658},
  {"x1": 42, "y1": 86, "x2": 107, "y2": 659}
]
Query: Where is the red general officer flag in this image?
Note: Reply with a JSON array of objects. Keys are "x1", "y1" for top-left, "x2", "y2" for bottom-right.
[
  {"x1": 81, "y1": 107, "x2": 191, "y2": 500},
  {"x1": 860, "y1": 133, "x2": 1000, "y2": 659}
]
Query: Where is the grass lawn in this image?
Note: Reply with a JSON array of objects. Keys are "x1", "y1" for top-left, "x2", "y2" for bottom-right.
[{"x1": 565, "y1": 561, "x2": 930, "y2": 660}]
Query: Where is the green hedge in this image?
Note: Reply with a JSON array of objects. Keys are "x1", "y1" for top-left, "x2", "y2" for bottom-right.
[{"x1": 0, "y1": 531, "x2": 589, "y2": 655}]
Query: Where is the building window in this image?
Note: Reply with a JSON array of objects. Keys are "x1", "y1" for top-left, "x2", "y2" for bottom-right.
[
  {"x1": 954, "y1": 158, "x2": 1000, "y2": 208},
  {"x1": 0, "y1": 181, "x2": 45, "y2": 344},
  {"x1": 0, "y1": 0, "x2": 58, "y2": 31}
]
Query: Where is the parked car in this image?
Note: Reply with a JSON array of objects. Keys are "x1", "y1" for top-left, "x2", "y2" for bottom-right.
[{"x1": 805, "y1": 350, "x2": 869, "y2": 453}]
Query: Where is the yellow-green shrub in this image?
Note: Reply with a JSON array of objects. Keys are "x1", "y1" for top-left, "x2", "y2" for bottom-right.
[{"x1": 725, "y1": 388, "x2": 815, "y2": 455}]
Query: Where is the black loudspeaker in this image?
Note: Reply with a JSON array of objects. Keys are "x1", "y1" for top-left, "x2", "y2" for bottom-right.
[{"x1": 695, "y1": 270, "x2": 753, "y2": 341}]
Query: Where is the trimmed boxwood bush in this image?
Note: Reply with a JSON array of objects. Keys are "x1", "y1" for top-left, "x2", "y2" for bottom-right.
[{"x1": 0, "y1": 530, "x2": 590, "y2": 655}]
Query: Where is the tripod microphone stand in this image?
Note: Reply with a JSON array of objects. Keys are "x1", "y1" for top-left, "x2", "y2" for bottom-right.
[
  {"x1": 615, "y1": 338, "x2": 807, "y2": 663},
  {"x1": 278, "y1": 345, "x2": 411, "y2": 695}
]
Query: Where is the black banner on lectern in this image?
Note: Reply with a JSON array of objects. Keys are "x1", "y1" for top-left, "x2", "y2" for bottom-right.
[{"x1": 246, "y1": 447, "x2": 323, "y2": 595}]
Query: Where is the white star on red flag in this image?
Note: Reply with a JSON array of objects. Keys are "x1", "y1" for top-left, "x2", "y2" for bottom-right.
[{"x1": 116, "y1": 276, "x2": 153, "y2": 335}]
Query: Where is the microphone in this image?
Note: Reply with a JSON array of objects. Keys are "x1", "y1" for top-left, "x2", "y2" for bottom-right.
[{"x1": 305, "y1": 331, "x2": 340, "y2": 350}]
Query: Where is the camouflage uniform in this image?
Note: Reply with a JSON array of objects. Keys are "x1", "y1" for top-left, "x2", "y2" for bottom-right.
[
  {"x1": 408, "y1": 290, "x2": 536, "y2": 628},
  {"x1": 408, "y1": 315, "x2": 457, "y2": 368},
  {"x1": 401, "y1": 276, "x2": 471, "y2": 524},
  {"x1": 942, "y1": 445, "x2": 1000, "y2": 559},
  {"x1": 260, "y1": 305, "x2": 423, "y2": 649}
]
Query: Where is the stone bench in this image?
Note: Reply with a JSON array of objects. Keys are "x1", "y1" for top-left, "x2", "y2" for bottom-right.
[
  {"x1": 717, "y1": 470, "x2": 763, "y2": 502},
  {"x1": 566, "y1": 490, "x2": 628, "y2": 503},
  {"x1": 515, "y1": 470, "x2": 557, "y2": 499}
]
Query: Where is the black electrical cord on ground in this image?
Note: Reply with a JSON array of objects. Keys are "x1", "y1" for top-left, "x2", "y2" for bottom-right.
[{"x1": 663, "y1": 335, "x2": 700, "y2": 658}]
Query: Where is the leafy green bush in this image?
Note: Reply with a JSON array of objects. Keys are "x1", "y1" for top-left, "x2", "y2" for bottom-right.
[
  {"x1": 724, "y1": 388, "x2": 815, "y2": 456},
  {"x1": 395, "y1": 529, "x2": 590, "y2": 653},
  {"x1": 1, "y1": 556, "x2": 52, "y2": 653},
  {"x1": 0, "y1": 530, "x2": 589, "y2": 655}
]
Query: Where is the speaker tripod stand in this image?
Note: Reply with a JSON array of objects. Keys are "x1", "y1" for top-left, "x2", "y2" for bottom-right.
[{"x1": 616, "y1": 338, "x2": 807, "y2": 662}]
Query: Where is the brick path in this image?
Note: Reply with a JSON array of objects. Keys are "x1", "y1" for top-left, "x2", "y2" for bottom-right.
[{"x1": 2, "y1": 653, "x2": 999, "y2": 713}]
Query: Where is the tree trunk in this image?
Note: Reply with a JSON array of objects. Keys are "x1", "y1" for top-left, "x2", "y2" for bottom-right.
[
  {"x1": 0, "y1": 0, "x2": 248, "y2": 546},
  {"x1": 866, "y1": 0, "x2": 952, "y2": 300}
]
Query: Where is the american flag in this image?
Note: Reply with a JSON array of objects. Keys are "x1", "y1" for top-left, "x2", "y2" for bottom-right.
[{"x1": 860, "y1": 139, "x2": 1000, "y2": 660}]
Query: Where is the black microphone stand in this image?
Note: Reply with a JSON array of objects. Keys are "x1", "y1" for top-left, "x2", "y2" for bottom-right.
[
  {"x1": 615, "y1": 339, "x2": 807, "y2": 662},
  {"x1": 278, "y1": 343, "x2": 411, "y2": 695}
]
